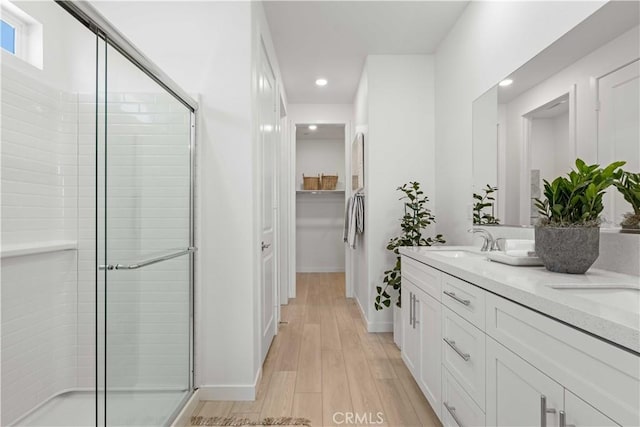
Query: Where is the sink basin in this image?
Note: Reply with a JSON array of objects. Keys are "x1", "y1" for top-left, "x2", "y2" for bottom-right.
[
  {"x1": 549, "y1": 284, "x2": 640, "y2": 314},
  {"x1": 430, "y1": 250, "x2": 478, "y2": 258}
]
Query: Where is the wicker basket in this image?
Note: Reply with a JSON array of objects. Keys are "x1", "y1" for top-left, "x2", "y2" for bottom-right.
[
  {"x1": 321, "y1": 174, "x2": 338, "y2": 190},
  {"x1": 302, "y1": 174, "x2": 320, "y2": 190}
]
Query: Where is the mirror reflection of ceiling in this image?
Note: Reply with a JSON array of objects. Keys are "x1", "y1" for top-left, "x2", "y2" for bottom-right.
[
  {"x1": 296, "y1": 124, "x2": 345, "y2": 140},
  {"x1": 526, "y1": 94, "x2": 570, "y2": 120},
  {"x1": 497, "y1": 1, "x2": 639, "y2": 104}
]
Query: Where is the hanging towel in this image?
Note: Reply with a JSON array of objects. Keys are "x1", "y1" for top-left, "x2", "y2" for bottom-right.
[
  {"x1": 354, "y1": 192, "x2": 364, "y2": 234},
  {"x1": 343, "y1": 195, "x2": 354, "y2": 243},
  {"x1": 344, "y1": 189, "x2": 365, "y2": 249}
]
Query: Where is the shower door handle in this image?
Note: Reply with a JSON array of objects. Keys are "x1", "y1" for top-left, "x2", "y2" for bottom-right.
[{"x1": 99, "y1": 247, "x2": 196, "y2": 270}]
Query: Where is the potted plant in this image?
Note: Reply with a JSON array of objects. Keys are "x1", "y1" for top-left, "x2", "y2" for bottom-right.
[
  {"x1": 534, "y1": 159, "x2": 625, "y2": 274},
  {"x1": 614, "y1": 171, "x2": 640, "y2": 230},
  {"x1": 374, "y1": 182, "x2": 444, "y2": 347}
]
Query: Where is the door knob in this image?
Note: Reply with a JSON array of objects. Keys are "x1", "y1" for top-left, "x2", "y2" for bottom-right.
[{"x1": 261, "y1": 242, "x2": 271, "y2": 251}]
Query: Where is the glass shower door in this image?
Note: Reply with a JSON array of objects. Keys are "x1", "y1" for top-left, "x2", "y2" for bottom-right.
[{"x1": 98, "y1": 41, "x2": 194, "y2": 427}]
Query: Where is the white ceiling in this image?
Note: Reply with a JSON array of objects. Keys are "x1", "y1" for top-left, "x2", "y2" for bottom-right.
[{"x1": 264, "y1": 1, "x2": 469, "y2": 104}]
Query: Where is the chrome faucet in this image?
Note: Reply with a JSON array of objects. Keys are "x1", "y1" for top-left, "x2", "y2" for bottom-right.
[{"x1": 468, "y1": 228, "x2": 498, "y2": 252}]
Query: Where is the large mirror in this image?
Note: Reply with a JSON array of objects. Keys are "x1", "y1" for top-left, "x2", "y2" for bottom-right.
[{"x1": 472, "y1": 1, "x2": 639, "y2": 228}]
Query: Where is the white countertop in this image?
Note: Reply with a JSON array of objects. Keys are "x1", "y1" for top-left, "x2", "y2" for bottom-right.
[{"x1": 399, "y1": 246, "x2": 640, "y2": 354}]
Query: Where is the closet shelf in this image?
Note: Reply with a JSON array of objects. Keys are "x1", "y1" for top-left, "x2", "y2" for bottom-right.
[
  {"x1": 1, "y1": 240, "x2": 78, "y2": 258},
  {"x1": 296, "y1": 190, "x2": 345, "y2": 194}
]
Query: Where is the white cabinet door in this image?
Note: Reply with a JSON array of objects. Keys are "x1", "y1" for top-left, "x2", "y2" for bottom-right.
[
  {"x1": 402, "y1": 280, "x2": 419, "y2": 377},
  {"x1": 486, "y1": 337, "x2": 563, "y2": 427},
  {"x1": 564, "y1": 390, "x2": 621, "y2": 427},
  {"x1": 415, "y1": 288, "x2": 442, "y2": 419}
]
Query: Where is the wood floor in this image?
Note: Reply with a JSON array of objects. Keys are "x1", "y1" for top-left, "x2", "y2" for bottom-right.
[{"x1": 189, "y1": 273, "x2": 441, "y2": 427}]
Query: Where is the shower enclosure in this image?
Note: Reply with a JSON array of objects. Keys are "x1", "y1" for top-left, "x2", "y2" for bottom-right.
[{"x1": 1, "y1": 1, "x2": 196, "y2": 425}]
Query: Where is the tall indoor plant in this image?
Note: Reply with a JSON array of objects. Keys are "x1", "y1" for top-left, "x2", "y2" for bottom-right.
[
  {"x1": 614, "y1": 171, "x2": 640, "y2": 230},
  {"x1": 534, "y1": 159, "x2": 625, "y2": 273},
  {"x1": 375, "y1": 182, "x2": 444, "y2": 312}
]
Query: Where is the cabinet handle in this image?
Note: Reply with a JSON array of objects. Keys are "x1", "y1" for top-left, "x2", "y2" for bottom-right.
[
  {"x1": 444, "y1": 290, "x2": 471, "y2": 306},
  {"x1": 409, "y1": 292, "x2": 413, "y2": 327},
  {"x1": 444, "y1": 402, "x2": 464, "y2": 427},
  {"x1": 443, "y1": 337, "x2": 470, "y2": 361},
  {"x1": 413, "y1": 296, "x2": 419, "y2": 326},
  {"x1": 540, "y1": 395, "x2": 557, "y2": 427},
  {"x1": 411, "y1": 293, "x2": 416, "y2": 329}
]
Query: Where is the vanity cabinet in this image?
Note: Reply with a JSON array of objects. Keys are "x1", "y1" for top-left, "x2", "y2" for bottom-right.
[
  {"x1": 400, "y1": 254, "x2": 640, "y2": 427},
  {"x1": 401, "y1": 257, "x2": 443, "y2": 419},
  {"x1": 402, "y1": 278, "x2": 443, "y2": 418}
]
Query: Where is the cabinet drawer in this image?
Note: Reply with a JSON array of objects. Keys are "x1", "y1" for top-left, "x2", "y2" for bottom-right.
[
  {"x1": 442, "y1": 367, "x2": 485, "y2": 427},
  {"x1": 402, "y1": 256, "x2": 442, "y2": 300},
  {"x1": 442, "y1": 273, "x2": 485, "y2": 330},
  {"x1": 486, "y1": 293, "x2": 640, "y2": 426},
  {"x1": 442, "y1": 306, "x2": 485, "y2": 410}
]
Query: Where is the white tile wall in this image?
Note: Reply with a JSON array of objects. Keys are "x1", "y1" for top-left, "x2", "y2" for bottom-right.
[
  {"x1": 1, "y1": 64, "x2": 78, "y2": 426},
  {"x1": 2, "y1": 63, "x2": 192, "y2": 424},
  {"x1": 76, "y1": 92, "x2": 191, "y2": 391}
]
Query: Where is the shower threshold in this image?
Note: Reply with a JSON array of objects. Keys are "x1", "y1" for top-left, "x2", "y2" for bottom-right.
[{"x1": 16, "y1": 389, "x2": 190, "y2": 426}]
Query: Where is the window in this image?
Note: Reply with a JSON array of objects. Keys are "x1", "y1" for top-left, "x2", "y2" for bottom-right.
[
  {"x1": 0, "y1": 0, "x2": 42, "y2": 69},
  {"x1": 1, "y1": 19, "x2": 16, "y2": 54}
]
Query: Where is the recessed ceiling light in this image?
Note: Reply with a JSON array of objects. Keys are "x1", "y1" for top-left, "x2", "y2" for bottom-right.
[
  {"x1": 499, "y1": 79, "x2": 513, "y2": 87},
  {"x1": 308, "y1": 125, "x2": 317, "y2": 130},
  {"x1": 315, "y1": 78, "x2": 328, "y2": 87}
]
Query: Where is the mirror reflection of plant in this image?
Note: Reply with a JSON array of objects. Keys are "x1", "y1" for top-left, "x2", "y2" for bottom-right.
[
  {"x1": 473, "y1": 185, "x2": 500, "y2": 225},
  {"x1": 614, "y1": 171, "x2": 640, "y2": 228},
  {"x1": 374, "y1": 182, "x2": 445, "y2": 311},
  {"x1": 534, "y1": 159, "x2": 625, "y2": 227}
]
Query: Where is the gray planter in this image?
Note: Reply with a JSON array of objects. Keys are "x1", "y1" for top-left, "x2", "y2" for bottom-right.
[{"x1": 534, "y1": 226, "x2": 600, "y2": 274}]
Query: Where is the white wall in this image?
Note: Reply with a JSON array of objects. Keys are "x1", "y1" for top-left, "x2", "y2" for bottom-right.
[
  {"x1": 296, "y1": 194, "x2": 346, "y2": 273},
  {"x1": 352, "y1": 55, "x2": 436, "y2": 332},
  {"x1": 296, "y1": 138, "x2": 345, "y2": 190},
  {"x1": 434, "y1": 1, "x2": 607, "y2": 245},
  {"x1": 352, "y1": 69, "x2": 369, "y2": 324}
]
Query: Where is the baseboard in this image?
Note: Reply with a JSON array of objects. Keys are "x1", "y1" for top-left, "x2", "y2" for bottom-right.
[
  {"x1": 197, "y1": 368, "x2": 260, "y2": 401},
  {"x1": 296, "y1": 267, "x2": 346, "y2": 273},
  {"x1": 354, "y1": 293, "x2": 368, "y2": 324},
  {"x1": 366, "y1": 321, "x2": 393, "y2": 333},
  {"x1": 170, "y1": 389, "x2": 201, "y2": 427},
  {"x1": 353, "y1": 291, "x2": 393, "y2": 333}
]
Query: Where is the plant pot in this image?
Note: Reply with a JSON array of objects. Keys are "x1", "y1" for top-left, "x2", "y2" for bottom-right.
[
  {"x1": 621, "y1": 213, "x2": 640, "y2": 230},
  {"x1": 393, "y1": 305, "x2": 402, "y2": 350},
  {"x1": 534, "y1": 226, "x2": 600, "y2": 274}
]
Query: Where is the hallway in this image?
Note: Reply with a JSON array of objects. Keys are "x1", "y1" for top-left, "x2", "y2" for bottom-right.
[{"x1": 190, "y1": 273, "x2": 440, "y2": 426}]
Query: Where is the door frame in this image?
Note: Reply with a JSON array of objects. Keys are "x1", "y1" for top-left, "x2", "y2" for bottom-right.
[
  {"x1": 287, "y1": 120, "x2": 353, "y2": 299},
  {"x1": 519, "y1": 84, "x2": 577, "y2": 225}
]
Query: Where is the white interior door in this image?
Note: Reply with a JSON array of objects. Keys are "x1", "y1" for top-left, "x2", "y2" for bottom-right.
[
  {"x1": 598, "y1": 60, "x2": 640, "y2": 225},
  {"x1": 260, "y1": 42, "x2": 278, "y2": 364}
]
